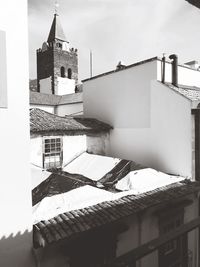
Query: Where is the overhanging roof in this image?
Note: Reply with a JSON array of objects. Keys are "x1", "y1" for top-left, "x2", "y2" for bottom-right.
[
  {"x1": 30, "y1": 108, "x2": 112, "y2": 135},
  {"x1": 34, "y1": 180, "x2": 200, "y2": 248}
]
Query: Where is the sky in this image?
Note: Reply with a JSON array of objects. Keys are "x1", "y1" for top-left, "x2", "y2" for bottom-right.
[{"x1": 28, "y1": 0, "x2": 200, "y2": 81}]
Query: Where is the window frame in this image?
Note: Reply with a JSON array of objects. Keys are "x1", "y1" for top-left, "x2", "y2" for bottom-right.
[{"x1": 43, "y1": 136, "x2": 63, "y2": 170}]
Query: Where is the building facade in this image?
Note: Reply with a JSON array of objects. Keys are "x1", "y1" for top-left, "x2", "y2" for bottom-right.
[{"x1": 83, "y1": 56, "x2": 200, "y2": 180}]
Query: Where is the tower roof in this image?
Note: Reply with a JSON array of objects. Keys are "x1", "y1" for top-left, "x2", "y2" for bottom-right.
[{"x1": 47, "y1": 14, "x2": 67, "y2": 43}]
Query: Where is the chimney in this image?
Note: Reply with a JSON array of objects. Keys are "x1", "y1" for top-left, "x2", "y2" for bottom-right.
[
  {"x1": 169, "y1": 54, "x2": 178, "y2": 87},
  {"x1": 161, "y1": 54, "x2": 166, "y2": 84}
]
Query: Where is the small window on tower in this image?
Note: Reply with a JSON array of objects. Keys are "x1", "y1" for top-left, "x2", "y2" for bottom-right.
[
  {"x1": 60, "y1": 66, "x2": 65, "y2": 77},
  {"x1": 68, "y1": 68, "x2": 72, "y2": 79}
]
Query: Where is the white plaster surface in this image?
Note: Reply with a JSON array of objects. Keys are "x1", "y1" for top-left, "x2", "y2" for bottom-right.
[
  {"x1": 56, "y1": 102, "x2": 83, "y2": 116},
  {"x1": 57, "y1": 77, "x2": 75, "y2": 95},
  {"x1": 40, "y1": 77, "x2": 52, "y2": 94},
  {"x1": 62, "y1": 135, "x2": 87, "y2": 166},
  {"x1": 0, "y1": 1, "x2": 34, "y2": 265},
  {"x1": 31, "y1": 164, "x2": 51, "y2": 190},
  {"x1": 63, "y1": 152, "x2": 120, "y2": 181},
  {"x1": 30, "y1": 136, "x2": 43, "y2": 168},
  {"x1": 83, "y1": 61, "x2": 193, "y2": 178},
  {"x1": 30, "y1": 104, "x2": 55, "y2": 114},
  {"x1": 115, "y1": 168, "x2": 184, "y2": 193}
]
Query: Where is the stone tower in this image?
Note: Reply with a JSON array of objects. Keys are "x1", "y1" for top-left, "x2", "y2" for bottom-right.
[{"x1": 37, "y1": 13, "x2": 78, "y2": 95}]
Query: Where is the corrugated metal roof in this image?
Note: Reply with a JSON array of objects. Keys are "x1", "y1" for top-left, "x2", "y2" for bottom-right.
[
  {"x1": 30, "y1": 108, "x2": 112, "y2": 134},
  {"x1": 34, "y1": 180, "x2": 200, "y2": 247}
]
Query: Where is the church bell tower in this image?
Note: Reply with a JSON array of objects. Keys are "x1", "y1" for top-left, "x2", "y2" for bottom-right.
[{"x1": 36, "y1": 12, "x2": 78, "y2": 95}]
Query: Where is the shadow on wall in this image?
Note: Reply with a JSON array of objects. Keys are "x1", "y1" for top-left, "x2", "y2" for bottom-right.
[{"x1": 0, "y1": 230, "x2": 35, "y2": 267}]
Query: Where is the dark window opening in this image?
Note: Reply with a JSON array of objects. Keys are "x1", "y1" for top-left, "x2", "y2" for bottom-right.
[
  {"x1": 60, "y1": 66, "x2": 65, "y2": 78},
  {"x1": 68, "y1": 68, "x2": 72, "y2": 79},
  {"x1": 57, "y1": 43, "x2": 62, "y2": 48}
]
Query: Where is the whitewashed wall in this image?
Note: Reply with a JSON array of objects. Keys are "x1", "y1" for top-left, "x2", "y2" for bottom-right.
[
  {"x1": 30, "y1": 104, "x2": 55, "y2": 114},
  {"x1": 0, "y1": 1, "x2": 34, "y2": 266},
  {"x1": 62, "y1": 135, "x2": 87, "y2": 166},
  {"x1": 56, "y1": 102, "x2": 83, "y2": 116},
  {"x1": 84, "y1": 60, "x2": 157, "y2": 128},
  {"x1": 56, "y1": 77, "x2": 75, "y2": 95},
  {"x1": 83, "y1": 60, "x2": 193, "y2": 177},
  {"x1": 87, "y1": 133, "x2": 110, "y2": 156},
  {"x1": 30, "y1": 134, "x2": 108, "y2": 169}
]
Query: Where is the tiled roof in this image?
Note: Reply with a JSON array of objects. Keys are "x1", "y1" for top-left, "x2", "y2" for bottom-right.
[
  {"x1": 165, "y1": 83, "x2": 200, "y2": 101},
  {"x1": 30, "y1": 91, "x2": 83, "y2": 106},
  {"x1": 30, "y1": 108, "x2": 112, "y2": 134},
  {"x1": 34, "y1": 180, "x2": 200, "y2": 248}
]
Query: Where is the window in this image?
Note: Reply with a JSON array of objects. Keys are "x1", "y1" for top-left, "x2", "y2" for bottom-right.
[
  {"x1": 159, "y1": 209, "x2": 188, "y2": 267},
  {"x1": 68, "y1": 68, "x2": 72, "y2": 79},
  {"x1": 0, "y1": 30, "x2": 7, "y2": 108},
  {"x1": 57, "y1": 42, "x2": 62, "y2": 48},
  {"x1": 43, "y1": 137, "x2": 62, "y2": 169},
  {"x1": 60, "y1": 66, "x2": 65, "y2": 77}
]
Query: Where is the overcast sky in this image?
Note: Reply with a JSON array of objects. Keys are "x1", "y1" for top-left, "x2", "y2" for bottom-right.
[{"x1": 28, "y1": 0, "x2": 200, "y2": 81}]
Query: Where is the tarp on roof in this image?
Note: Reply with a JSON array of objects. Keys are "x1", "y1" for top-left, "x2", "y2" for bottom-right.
[
  {"x1": 115, "y1": 168, "x2": 184, "y2": 194},
  {"x1": 63, "y1": 152, "x2": 121, "y2": 181},
  {"x1": 33, "y1": 185, "x2": 115, "y2": 223}
]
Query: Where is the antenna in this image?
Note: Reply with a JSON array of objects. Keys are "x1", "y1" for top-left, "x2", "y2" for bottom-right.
[
  {"x1": 54, "y1": 0, "x2": 59, "y2": 15},
  {"x1": 90, "y1": 50, "x2": 93, "y2": 78}
]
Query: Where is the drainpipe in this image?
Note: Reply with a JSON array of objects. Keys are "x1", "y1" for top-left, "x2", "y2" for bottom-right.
[
  {"x1": 161, "y1": 54, "x2": 166, "y2": 84},
  {"x1": 169, "y1": 54, "x2": 178, "y2": 87}
]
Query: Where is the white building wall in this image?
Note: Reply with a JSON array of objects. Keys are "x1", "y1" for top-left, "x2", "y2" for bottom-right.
[
  {"x1": 84, "y1": 60, "x2": 157, "y2": 128},
  {"x1": 30, "y1": 104, "x2": 55, "y2": 114},
  {"x1": 0, "y1": 1, "x2": 34, "y2": 266},
  {"x1": 31, "y1": 137, "x2": 43, "y2": 168},
  {"x1": 83, "y1": 60, "x2": 192, "y2": 177},
  {"x1": 56, "y1": 102, "x2": 83, "y2": 116},
  {"x1": 30, "y1": 134, "x2": 109, "y2": 170},
  {"x1": 56, "y1": 77, "x2": 75, "y2": 95},
  {"x1": 150, "y1": 80, "x2": 192, "y2": 177},
  {"x1": 87, "y1": 133, "x2": 110, "y2": 156},
  {"x1": 62, "y1": 135, "x2": 87, "y2": 166}
]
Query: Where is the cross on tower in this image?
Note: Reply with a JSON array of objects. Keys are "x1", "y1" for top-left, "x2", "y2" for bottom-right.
[{"x1": 54, "y1": 0, "x2": 59, "y2": 15}]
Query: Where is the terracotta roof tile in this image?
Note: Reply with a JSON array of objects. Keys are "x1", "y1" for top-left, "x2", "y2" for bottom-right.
[
  {"x1": 34, "y1": 180, "x2": 200, "y2": 248},
  {"x1": 30, "y1": 108, "x2": 112, "y2": 135}
]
